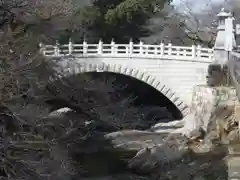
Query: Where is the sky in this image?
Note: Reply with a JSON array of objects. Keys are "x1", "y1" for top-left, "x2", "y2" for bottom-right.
[{"x1": 172, "y1": 0, "x2": 224, "y2": 5}]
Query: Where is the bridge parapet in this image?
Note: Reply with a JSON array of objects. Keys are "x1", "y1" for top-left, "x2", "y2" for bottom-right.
[{"x1": 40, "y1": 40, "x2": 214, "y2": 62}]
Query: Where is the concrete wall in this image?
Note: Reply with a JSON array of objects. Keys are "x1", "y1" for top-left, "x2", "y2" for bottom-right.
[
  {"x1": 97, "y1": 57, "x2": 211, "y2": 105},
  {"x1": 55, "y1": 55, "x2": 211, "y2": 115}
]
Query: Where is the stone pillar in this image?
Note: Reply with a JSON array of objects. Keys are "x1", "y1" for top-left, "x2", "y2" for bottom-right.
[
  {"x1": 213, "y1": 8, "x2": 233, "y2": 65},
  {"x1": 210, "y1": 9, "x2": 236, "y2": 86}
]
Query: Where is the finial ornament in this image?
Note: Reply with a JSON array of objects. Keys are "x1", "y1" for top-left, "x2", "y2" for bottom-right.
[{"x1": 221, "y1": 8, "x2": 225, "y2": 12}]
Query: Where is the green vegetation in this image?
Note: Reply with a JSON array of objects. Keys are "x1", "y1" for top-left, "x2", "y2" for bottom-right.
[{"x1": 68, "y1": 0, "x2": 172, "y2": 43}]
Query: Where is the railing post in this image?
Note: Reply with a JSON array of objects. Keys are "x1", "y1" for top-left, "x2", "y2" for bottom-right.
[
  {"x1": 83, "y1": 40, "x2": 87, "y2": 54},
  {"x1": 129, "y1": 39, "x2": 133, "y2": 55},
  {"x1": 139, "y1": 41, "x2": 144, "y2": 54},
  {"x1": 160, "y1": 42, "x2": 164, "y2": 56},
  {"x1": 111, "y1": 39, "x2": 115, "y2": 54},
  {"x1": 154, "y1": 44, "x2": 158, "y2": 55},
  {"x1": 176, "y1": 47, "x2": 180, "y2": 56},
  {"x1": 98, "y1": 39, "x2": 103, "y2": 54},
  {"x1": 54, "y1": 40, "x2": 60, "y2": 56},
  {"x1": 68, "y1": 38, "x2": 73, "y2": 55},
  {"x1": 192, "y1": 44, "x2": 196, "y2": 58},
  {"x1": 197, "y1": 44, "x2": 201, "y2": 57},
  {"x1": 168, "y1": 42, "x2": 172, "y2": 56}
]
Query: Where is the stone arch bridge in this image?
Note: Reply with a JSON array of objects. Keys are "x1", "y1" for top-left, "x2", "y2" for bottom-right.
[{"x1": 41, "y1": 40, "x2": 214, "y2": 117}]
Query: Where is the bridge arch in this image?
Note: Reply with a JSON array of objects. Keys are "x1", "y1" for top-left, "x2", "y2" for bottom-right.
[{"x1": 60, "y1": 62, "x2": 189, "y2": 117}]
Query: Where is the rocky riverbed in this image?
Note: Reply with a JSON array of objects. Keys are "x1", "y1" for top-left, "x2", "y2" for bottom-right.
[
  {"x1": 2, "y1": 85, "x2": 238, "y2": 180},
  {"x1": 75, "y1": 85, "x2": 238, "y2": 180}
]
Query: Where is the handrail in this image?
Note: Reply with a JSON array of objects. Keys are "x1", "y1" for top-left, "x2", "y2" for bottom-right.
[{"x1": 40, "y1": 40, "x2": 214, "y2": 62}]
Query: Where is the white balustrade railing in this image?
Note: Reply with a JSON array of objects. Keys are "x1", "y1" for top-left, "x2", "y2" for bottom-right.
[{"x1": 40, "y1": 39, "x2": 214, "y2": 61}]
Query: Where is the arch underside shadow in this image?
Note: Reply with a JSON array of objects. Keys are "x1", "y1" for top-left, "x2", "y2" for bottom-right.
[{"x1": 61, "y1": 62, "x2": 189, "y2": 117}]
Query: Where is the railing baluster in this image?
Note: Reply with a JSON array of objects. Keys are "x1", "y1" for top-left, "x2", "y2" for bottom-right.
[
  {"x1": 98, "y1": 39, "x2": 103, "y2": 54},
  {"x1": 145, "y1": 45, "x2": 148, "y2": 54},
  {"x1": 192, "y1": 45, "x2": 196, "y2": 58},
  {"x1": 111, "y1": 39, "x2": 115, "y2": 54},
  {"x1": 68, "y1": 38, "x2": 73, "y2": 55},
  {"x1": 83, "y1": 40, "x2": 87, "y2": 54},
  {"x1": 197, "y1": 45, "x2": 201, "y2": 57},
  {"x1": 154, "y1": 44, "x2": 158, "y2": 55},
  {"x1": 183, "y1": 49, "x2": 187, "y2": 56},
  {"x1": 129, "y1": 39, "x2": 133, "y2": 55},
  {"x1": 176, "y1": 47, "x2": 180, "y2": 56},
  {"x1": 54, "y1": 40, "x2": 60, "y2": 56},
  {"x1": 40, "y1": 41, "x2": 214, "y2": 60},
  {"x1": 168, "y1": 43, "x2": 172, "y2": 56},
  {"x1": 160, "y1": 42, "x2": 164, "y2": 56},
  {"x1": 139, "y1": 41, "x2": 143, "y2": 54}
]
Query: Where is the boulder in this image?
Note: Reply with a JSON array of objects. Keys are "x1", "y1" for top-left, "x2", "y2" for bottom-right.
[
  {"x1": 105, "y1": 130, "x2": 189, "y2": 173},
  {"x1": 149, "y1": 119, "x2": 184, "y2": 133},
  {"x1": 176, "y1": 85, "x2": 237, "y2": 140}
]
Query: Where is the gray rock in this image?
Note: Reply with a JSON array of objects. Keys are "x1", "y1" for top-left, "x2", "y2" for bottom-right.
[
  {"x1": 189, "y1": 140, "x2": 214, "y2": 154},
  {"x1": 150, "y1": 120, "x2": 184, "y2": 133},
  {"x1": 105, "y1": 130, "x2": 189, "y2": 172},
  {"x1": 105, "y1": 130, "x2": 167, "y2": 150}
]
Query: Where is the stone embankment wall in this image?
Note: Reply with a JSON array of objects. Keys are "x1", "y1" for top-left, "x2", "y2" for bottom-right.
[
  {"x1": 180, "y1": 85, "x2": 237, "y2": 138},
  {"x1": 181, "y1": 83, "x2": 239, "y2": 179},
  {"x1": 228, "y1": 105, "x2": 240, "y2": 180},
  {"x1": 181, "y1": 63, "x2": 240, "y2": 180}
]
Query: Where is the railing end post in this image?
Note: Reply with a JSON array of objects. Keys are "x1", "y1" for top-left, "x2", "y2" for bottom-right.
[
  {"x1": 39, "y1": 42, "x2": 43, "y2": 48},
  {"x1": 39, "y1": 42, "x2": 44, "y2": 54}
]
